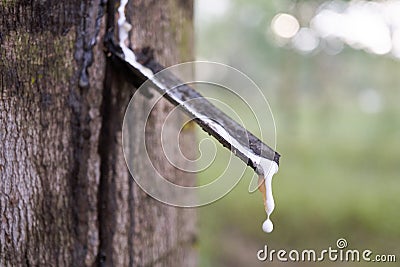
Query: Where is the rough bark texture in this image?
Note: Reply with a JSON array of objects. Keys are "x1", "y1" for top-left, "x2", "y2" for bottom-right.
[{"x1": 0, "y1": 0, "x2": 196, "y2": 266}]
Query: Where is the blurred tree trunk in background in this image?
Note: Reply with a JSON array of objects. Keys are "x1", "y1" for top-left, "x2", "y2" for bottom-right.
[{"x1": 0, "y1": 0, "x2": 196, "y2": 266}]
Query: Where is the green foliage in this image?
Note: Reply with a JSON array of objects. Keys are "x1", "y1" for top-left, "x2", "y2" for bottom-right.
[{"x1": 195, "y1": 0, "x2": 400, "y2": 266}]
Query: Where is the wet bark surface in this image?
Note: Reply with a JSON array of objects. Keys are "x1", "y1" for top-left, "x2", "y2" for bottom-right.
[{"x1": 0, "y1": 0, "x2": 196, "y2": 266}]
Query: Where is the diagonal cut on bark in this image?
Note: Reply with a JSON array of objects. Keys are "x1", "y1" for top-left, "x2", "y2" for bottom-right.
[{"x1": 104, "y1": 36, "x2": 280, "y2": 176}]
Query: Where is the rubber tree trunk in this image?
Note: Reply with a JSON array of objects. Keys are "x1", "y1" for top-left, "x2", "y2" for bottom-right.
[{"x1": 0, "y1": 0, "x2": 196, "y2": 266}]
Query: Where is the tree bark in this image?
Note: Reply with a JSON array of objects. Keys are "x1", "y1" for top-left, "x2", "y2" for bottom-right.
[{"x1": 0, "y1": 0, "x2": 196, "y2": 266}]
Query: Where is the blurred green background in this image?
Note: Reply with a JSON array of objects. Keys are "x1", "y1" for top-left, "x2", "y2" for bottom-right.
[{"x1": 193, "y1": 0, "x2": 400, "y2": 266}]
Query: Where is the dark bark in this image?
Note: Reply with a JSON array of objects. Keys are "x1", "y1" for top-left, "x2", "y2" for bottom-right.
[{"x1": 0, "y1": 0, "x2": 196, "y2": 266}]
